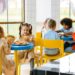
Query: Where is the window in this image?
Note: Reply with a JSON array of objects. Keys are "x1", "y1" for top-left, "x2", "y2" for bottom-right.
[
  {"x1": 60, "y1": 0, "x2": 75, "y2": 21},
  {"x1": 0, "y1": 0, "x2": 24, "y2": 38},
  {"x1": 60, "y1": 0, "x2": 70, "y2": 19},
  {"x1": 0, "y1": 0, "x2": 23, "y2": 22},
  {"x1": 60, "y1": 0, "x2": 75, "y2": 72}
]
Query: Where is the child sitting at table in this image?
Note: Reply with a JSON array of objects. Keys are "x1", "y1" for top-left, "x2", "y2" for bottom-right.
[
  {"x1": 44, "y1": 19, "x2": 60, "y2": 55},
  {"x1": 0, "y1": 26, "x2": 15, "y2": 75},
  {"x1": 15, "y1": 23, "x2": 34, "y2": 70},
  {"x1": 57, "y1": 18, "x2": 73, "y2": 36},
  {"x1": 6, "y1": 35, "x2": 15, "y2": 50},
  {"x1": 56, "y1": 18, "x2": 73, "y2": 49}
]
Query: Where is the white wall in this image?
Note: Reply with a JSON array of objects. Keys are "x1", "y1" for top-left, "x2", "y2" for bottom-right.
[
  {"x1": 25, "y1": 0, "x2": 61, "y2": 33},
  {"x1": 51, "y1": 0, "x2": 61, "y2": 30}
]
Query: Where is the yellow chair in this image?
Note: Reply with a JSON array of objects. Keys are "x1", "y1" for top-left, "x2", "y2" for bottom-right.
[
  {"x1": 40, "y1": 39, "x2": 64, "y2": 64},
  {"x1": 34, "y1": 32, "x2": 42, "y2": 66}
]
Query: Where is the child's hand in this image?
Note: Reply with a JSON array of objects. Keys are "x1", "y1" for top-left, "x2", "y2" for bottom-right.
[
  {"x1": 59, "y1": 33, "x2": 64, "y2": 36},
  {"x1": 14, "y1": 41, "x2": 21, "y2": 45},
  {"x1": 14, "y1": 40, "x2": 28, "y2": 45},
  {"x1": 59, "y1": 32, "x2": 64, "y2": 36}
]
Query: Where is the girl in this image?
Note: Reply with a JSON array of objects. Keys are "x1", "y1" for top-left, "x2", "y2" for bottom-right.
[
  {"x1": 15, "y1": 23, "x2": 34, "y2": 70},
  {"x1": 0, "y1": 26, "x2": 15, "y2": 75}
]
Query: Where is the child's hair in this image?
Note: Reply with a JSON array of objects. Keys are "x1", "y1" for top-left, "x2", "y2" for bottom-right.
[
  {"x1": 60, "y1": 18, "x2": 72, "y2": 28},
  {"x1": 19, "y1": 23, "x2": 32, "y2": 37},
  {"x1": 29, "y1": 24, "x2": 32, "y2": 34},
  {"x1": 48, "y1": 19, "x2": 56, "y2": 28},
  {"x1": 44, "y1": 18, "x2": 50, "y2": 25},
  {"x1": 0, "y1": 26, "x2": 4, "y2": 38}
]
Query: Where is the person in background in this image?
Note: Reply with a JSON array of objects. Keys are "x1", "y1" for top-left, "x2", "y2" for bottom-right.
[
  {"x1": 56, "y1": 18, "x2": 73, "y2": 36},
  {"x1": 0, "y1": 26, "x2": 15, "y2": 75},
  {"x1": 15, "y1": 23, "x2": 34, "y2": 73},
  {"x1": 44, "y1": 19, "x2": 60, "y2": 55},
  {"x1": 41, "y1": 18, "x2": 50, "y2": 38},
  {"x1": 56, "y1": 18, "x2": 73, "y2": 49},
  {"x1": 6, "y1": 35, "x2": 15, "y2": 48}
]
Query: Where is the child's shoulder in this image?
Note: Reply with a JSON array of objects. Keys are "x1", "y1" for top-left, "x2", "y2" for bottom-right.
[
  {"x1": 1, "y1": 38, "x2": 7, "y2": 43},
  {"x1": 0, "y1": 38, "x2": 7, "y2": 46},
  {"x1": 46, "y1": 29, "x2": 57, "y2": 34}
]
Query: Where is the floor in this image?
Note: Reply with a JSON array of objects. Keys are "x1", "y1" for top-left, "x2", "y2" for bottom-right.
[{"x1": 2, "y1": 53, "x2": 75, "y2": 75}]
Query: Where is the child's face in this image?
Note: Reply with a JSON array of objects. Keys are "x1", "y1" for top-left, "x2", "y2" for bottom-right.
[
  {"x1": 21, "y1": 26, "x2": 30, "y2": 36},
  {"x1": 63, "y1": 24, "x2": 69, "y2": 30}
]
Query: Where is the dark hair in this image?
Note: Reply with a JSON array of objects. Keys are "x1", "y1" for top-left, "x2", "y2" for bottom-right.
[
  {"x1": 28, "y1": 24, "x2": 32, "y2": 34},
  {"x1": 0, "y1": 26, "x2": 4, "y2": 38},
  {"x1": 19, "y1": 23, "x2": 32, "y2": 37},
  {"x1": 60, "y1": 18, "x2": 72, "y2": 28},
  {"x1": 48, "y1": 19, "x2": 56, "y2": 28}
]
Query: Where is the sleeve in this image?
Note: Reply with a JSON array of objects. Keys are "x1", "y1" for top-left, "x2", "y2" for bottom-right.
[{"x1": 70, "y1": 28, "x2": 73, "y2": 32}]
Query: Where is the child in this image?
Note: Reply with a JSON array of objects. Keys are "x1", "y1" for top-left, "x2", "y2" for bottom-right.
[
  {"x1": 15, "y1": 23, "x2": 34, "y2": 70},
  {"x1": 56, "y1": 18, "x2": 73, "y2": 36},
  {"x1": 6, "y1": 35, "x2": 15, "y2": 46},
  {"x1": 6, "y1": 35, "x2": 15, "y2": 53},
  {"x1": 56, "y1": 18, "x2": 73, "y2": 49},
  {"x1": 0, "y1": 26, "x2": 15, "y2": 75},
  {"x1": 44, "y1": 19, "x2": 60, "y2": 55}
]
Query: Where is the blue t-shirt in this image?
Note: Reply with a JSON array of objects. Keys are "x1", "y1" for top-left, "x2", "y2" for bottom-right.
[
  {"x1": 44, "y1": 29, "x2": 60, "y2": 55},
  {"x1": 44, "y1": 29, "x2": 60, "y2": 40}
]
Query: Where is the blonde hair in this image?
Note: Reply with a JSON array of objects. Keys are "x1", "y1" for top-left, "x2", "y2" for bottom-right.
[{"x1": 48, "y1": 19, "x2": 56, "y2": 28}]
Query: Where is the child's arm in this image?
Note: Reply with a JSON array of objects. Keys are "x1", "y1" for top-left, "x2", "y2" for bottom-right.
[
  {"x1": 56, "y1": 28, "x2": 64, "y2": 33},
  {"x1": 62, "y1": 32, "x2": 72, "y2": 36},
  {"x1": 3, "y1": 38, "x2": 11, "y2": 54},
  {"x1": 56, "y1": 30, "x2": 63, "y2": 33}
]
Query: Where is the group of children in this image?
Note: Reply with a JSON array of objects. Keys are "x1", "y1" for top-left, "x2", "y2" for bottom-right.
[
  {"x1": 42, "y1": 18, "x2": 73, "y2": 55},
  {"x1": 0, "y1": 23, "x2": 34, "y2": 75},
  {"x1": 0, "y1": 17, "x2": 73, "y2": 75}
]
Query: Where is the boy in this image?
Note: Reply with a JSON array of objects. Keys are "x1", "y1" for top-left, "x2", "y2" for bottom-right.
[{"x1": 44, "y1": 19, "x2": 60, "y2": 55}]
